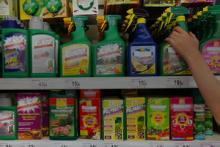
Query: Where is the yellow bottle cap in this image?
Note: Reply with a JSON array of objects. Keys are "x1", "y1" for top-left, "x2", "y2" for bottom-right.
[
  {"x1": 127, "y1": 9, "x2": 134, "y2": 15},
  {"x1": 165, "y1": 7, "x2": 171, "y2": 13},
  {"x1": 176, "y1": 16, "x2": 185, "y2": 22},
  {"x1": 137, "y1": 18, "x2": 146, "y2": 24},
  {"x1": 197, "y1": 11, "x2": 202, "y2": 17},
  {"x1": 193, "y1": 15, "x2": 198, "y2": 19},
  {"x1": 203, "y1": 6, "x2": 208, "y2": 12}
]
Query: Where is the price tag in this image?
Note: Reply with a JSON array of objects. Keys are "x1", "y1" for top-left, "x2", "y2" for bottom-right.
[
  {"x1": 65, "y1": 79, "x2": 81, "y2": 89},
  {"x1": 131, "y1": 78, "x2": 148, "y2": 88},
  {"x1": 0, "y1": 144, "x2": 13, "y2": 147},
  {"x1": 32, "y1": 79, "x2": 48, "y2": 89},
  {"x1": 25, "y1": 144, "x2": 36, "y2": 147},
  {"x1": 82, "y1": 143, "x2": 98, "y2": 147},
  {"x1": 200, "y1": 143, "x2": 215, "y2": 147},
  {"x1": 167, "y1": 77, "x2": 189, "y2": 88},
  {"x1": 104, "y1": 143, "x2": 119, "y2": 147},
  {"x1": 56, "y1": 143, "x2": 69, "y2": 147},
  {"x1": 150, "y1": 144, "x2": 165, "y2": 147},
  {"x1": 174, "y1": 143, "x2": 192, "y2": 147}
]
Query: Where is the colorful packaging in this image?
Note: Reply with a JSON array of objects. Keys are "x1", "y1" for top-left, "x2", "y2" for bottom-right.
[
  {"x1": 2, "y1": 29, "x2": 29, "y2": 77},
  {"x1": 125, "y1": 97, "x2": 146, "y2": 140},
  {"x1": 205, "y1": 105, "x2": 214, "y2": 136},
  {"x1": 72, "y1": 0, "x2": 98, "y2": 15},
  {"x1": 194, "y1": 103, "x2": 205, "y2": 140},
  {"x1": 0, "y1": 106, "x2": 17, "y2": 140},
  {"x1": 49, "y1": 95, "x2": 77, "y2": 140},
  {"x1": 19, "y1": 0, "x2": 69, "y2": 20},
  {"x1": 16, "y1": 93, "x2": 42, "y2": 140},
  {"x1": 41, "y1": 94, "x2": 49, "y2": 137},
  {"x1": 102, "y1": 98, "x2": 124, "y2": 140},
  {"x1": 0, "y1": 0, "x2": 17, "y2": 18},
  {"x1": 80, "y1": 90, "x2": 101, "y2": 139},
  {"x1": 147, "y1": 98, "x2": 170, "y2": 140},
  {"x1": 170, "y1": 97, "x2": 194, "y2": 140}
]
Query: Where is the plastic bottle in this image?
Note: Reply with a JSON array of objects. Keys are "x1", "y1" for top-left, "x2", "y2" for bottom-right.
[
  {"x1": 127, "y1": 18, "x2": 157, "y2": 76},
  {"x1": 93, "y1": 15, "x2": 125, "y2": 77},
  {"x1": 193, "y1": 90, "x2": 206, "y2": 140},
  {"x1": 29, "y1": 17, "x2": 57, "y2": 77},
  {"x1": 160, "y1": 6, "x2": 190, "y2": 76},
  {"x1": 201, "y1": 5, "x2": 220, "y2": 74},
  {"x1": 60, "y1": 16, "x2": 92, "y2": 77},
  {"x1": 2, "y1": 28, "x2": 29, "y2": 77}
]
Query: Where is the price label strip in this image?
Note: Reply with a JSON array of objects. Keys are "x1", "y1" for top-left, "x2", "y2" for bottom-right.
[
  {"x1": 200, "y1": 143, "x2": 216, "y2": 147},
  {"x1": 104, "y1": 143, "x2": 119, "y2": 147},
  {"x1": 82, "y1": 143, "x2": 99, "y2": 147},
  {"x1": 131, "y1": 78, "x2": 148, "y2": 89}
]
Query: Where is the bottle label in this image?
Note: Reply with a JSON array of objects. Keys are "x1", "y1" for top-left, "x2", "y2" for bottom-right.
[
  {"x1": 4, "y1": 33, "x2": 27, "y2": 72},
  {"x1": 32, "y1": 34, "x2": 55, "y2": 74},
  {"x1": 62, "y1": 44, "x2": 89, "y2": 76},
  {"x1": 130, "y1": 45, "x2": 156, "y2": 75},
  {"x1": 0, "y1": 110, "x2": 16, "y2": 137},
  {"x1": 96, "y1": 44, "x2": 123, "y2": 75},
  {"x1": 162, "y1": 44, "x2": 191, "y2": 75},
  {"x1": 202, "y1": 39, "x2": 220, "y2": 74},
  {"x1": 0, "y1": 0, "x2": 10, "y2": 16}
]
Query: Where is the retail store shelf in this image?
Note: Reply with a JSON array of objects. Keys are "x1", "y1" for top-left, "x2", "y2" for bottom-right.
[
  {"x1": 1, "y1": 135, "x2": 220, "y2": 147},
  {"x1": 0, "y1": 76, "x2": 218, "y2": 90}
]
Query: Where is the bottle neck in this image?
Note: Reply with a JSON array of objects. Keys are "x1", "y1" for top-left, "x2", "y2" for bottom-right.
[
  {"x1": 177, "y1": 21, "x2": 188, "y2": 32},
  {"x1": 104, "y1": 25, "x2": 120, "y2": 40},
  {"x1": 71, "y1": 25, "x2": 87, "y2": 42}
]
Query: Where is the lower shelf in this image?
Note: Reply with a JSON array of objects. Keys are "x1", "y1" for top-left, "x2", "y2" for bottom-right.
[{"x1": 1, "y1": 134, "x2": 220, "y2": 147}]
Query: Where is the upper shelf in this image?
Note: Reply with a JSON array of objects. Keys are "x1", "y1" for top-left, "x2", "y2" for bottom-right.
[{"x1": 0, "y1": 76, "x2": 210, "y2": 90}]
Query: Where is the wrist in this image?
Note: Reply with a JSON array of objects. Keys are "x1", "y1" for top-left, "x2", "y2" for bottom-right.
[{"x1": 184, "y1": 49, "x2": 202, "y2": 64}]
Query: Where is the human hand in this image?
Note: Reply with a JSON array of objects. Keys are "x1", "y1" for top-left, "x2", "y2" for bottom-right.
[{"x1": 165, "y1": 27, "x2": 200, "y2": 62}]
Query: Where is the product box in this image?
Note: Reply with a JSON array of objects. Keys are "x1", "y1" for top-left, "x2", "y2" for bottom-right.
[
  {"x1": 102, "y1": 98, "x2": 124, "y2": 140},
  {"x1": 205, "y1": 105, "x2": 213, "y2": 136},
  {"x1": 0, "y1": 0, "x2": 18, "y2": 18},
  {"x1": 170, "y1": 97, "x2": 194, "y2": 140},
  {"x1": 49, "y1": 95, "x2": 77, "y2": 140},
  {"x1": 125, "y1": 97, "x2": 146, "y2": 140},
  {"x1": 80, "y1": 90, "x2": 101, "y2": 139},
  {"x1": 0, "y1": 106, "x2": 17, "y2": 140},
  {"x1": 72, "y1": 0, "x2": 98, "y2": 15},
  {"x1": 147, "y1": 98, "x2": 170, "y2": 140},
  {"x1": 16, "y1": 93, "x2": 42, "y2": 140},
  {"x1": 41, "y1": 94, "x2": 49, "y2": 137},
  {"x1": 194, "y1": 103, "x2": 205, "y2": 140},
  {"x1": 19, "y1": 0, "x2": 69, "y2": 20}
]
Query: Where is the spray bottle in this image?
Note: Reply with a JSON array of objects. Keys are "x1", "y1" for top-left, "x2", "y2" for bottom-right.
[
  {"x1": 127, "y1": 18, "x2": 157, "y2": 76},
  {"x1": 93, "y1": 15, "x2": 125, "y2": 77},
  {"x1": 201, "y1": 5, "x2": 220, "y2": 74},
  {"x1": 159, "y1": 6, "x2": 191, "y2": 76},
  {"x1": 60, "y1": 16, "x2": 92, "y2": 77}
]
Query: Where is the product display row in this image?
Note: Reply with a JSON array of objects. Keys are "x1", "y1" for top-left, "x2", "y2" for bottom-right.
[
  {"x1": 1, "y1": 5, "x2": 220, "y2": 78},
  {"x1": 0, "y1": 90, "x2": 215, "y2": 141}
]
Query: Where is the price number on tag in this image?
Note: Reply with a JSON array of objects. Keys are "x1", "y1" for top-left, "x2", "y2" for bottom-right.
[
  {"x1": 174, "y1": 79, "x2": 184, "y2": 87},
  {"x1": 201, "y1": 143, "x2": 215, "y2": 147},
  {"x1": 27, "y1": 144, "x2": 35, "y2": 147},
  {"x1": 82, "y1": 143, "x2": 97, "y2": 147},
  {"x1": 32, "y1": 80, "x2": 48, "y2": 89},
  {"x1": 104, "y1": 143, "x2": 119, "y2": 147},
  {"x1": 60, "y1": 144, "x2": 68, "y2": 147},
  {"x1": 4, "y1": 144, "x2": 12, "y2": 147},
  {"x1": 132, "y1": 79, "x2": 148, "y2": 88},
  {"x1": 175, "y1": 143, "x2": 191, "y2": 147},
  {"x1": 150, "y1": 143, "x2": 164, "y2": 147},
  {"x1": 71, "y1": 80, "x2": 80, "y2": 89}
]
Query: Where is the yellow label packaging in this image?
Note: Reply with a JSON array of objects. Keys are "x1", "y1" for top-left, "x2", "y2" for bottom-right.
[
  {"x1": 102, "y1": 98, "x2": 125, "y2": 140},
  {"x1": 125, "y1": 97, "x2": 146, "y2": 140}
]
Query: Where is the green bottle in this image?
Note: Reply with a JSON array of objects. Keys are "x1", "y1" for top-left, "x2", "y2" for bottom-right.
[
  {"x1": 30, "y1": 29, "x2": 57, "y2": 77},
  {"x1": 200, "y1": 5, "x2": 220, "y2": 74},
  {"x1": 60, "y1": 16, "x2": 91, "y2": 77},
  {"x1": 93, "y1": 15, "x2": 125, "y2": 77},
  {"x1": 160, "y1": 6, "x2": 190, "y2": 76},
  {"x1": 2, "y1": 28, "x2": 29, "y2": 78}
]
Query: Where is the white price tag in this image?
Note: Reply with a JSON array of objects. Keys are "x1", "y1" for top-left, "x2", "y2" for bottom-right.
[
  {"x1": 25, "y1": 144, "x2": 36, "y2": 147},
  {"x1": 65, "y1": 79, "x2": 81, "y2": 89},
  {"x1": 82, "y1": 143, "x2": 98, "y2": 147},
  {"x1": 200, "y1": 143, "x2": 215, "y2": 147},
  {"x1": 56, "y1": 143, "x2": 69, "y2": 147},
  {"x1": 32, "y1": 79, "x2": 48, "y2": 89},
  {"x1": 174, "y1": 143, "x2": 192, "y2": 147},
  {"x1": 131, "y1": 78, "x2": 148, "y2": 88},
  {"x1": 0, "y1": 144, "x2": 13, "y2": 147},
  {"x1": 104, "y1": 143, "x2": 119, "y2": 147},
  {"x1": 150, "y1": 143, "x2": 165, "y2": 147},
  {"x1": 167, "y1": 77, "x2": 189, "y2": 88}
]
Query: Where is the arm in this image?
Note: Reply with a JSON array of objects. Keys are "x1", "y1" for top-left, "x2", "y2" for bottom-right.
[{"x1": 166, "y1": 27, "x2": 220, "y2": 125}]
